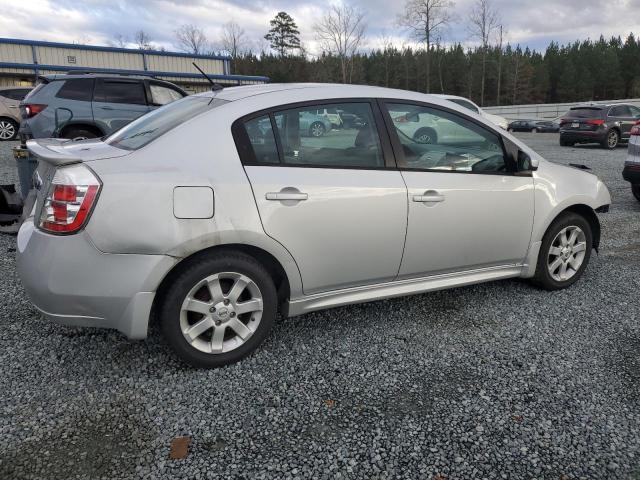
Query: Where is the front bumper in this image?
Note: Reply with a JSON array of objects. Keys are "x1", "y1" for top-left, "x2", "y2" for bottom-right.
[
  {"x1": 16, "y1": 219, "x2": 178, "y2": 339},
  {"x1": 623, "y1": 163, "x2": 640, "y2": 184}
]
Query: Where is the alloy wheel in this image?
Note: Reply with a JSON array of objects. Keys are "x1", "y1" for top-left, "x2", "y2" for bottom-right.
[
  {"x1": 0, "y1": 120, "x2": 15, "y2": 140},
  {"x1": 311, "y1": 123, "x2": 325, "y2": 137},
  {"x1": 179, "y1": 272, "x2": 264, "y2": 354},
  {"x1": 547, "y1": 226, "x2": 587, "y2": 282},
  {"x1": 608, "y1": 130, "x2": 619, "y2": 148}
]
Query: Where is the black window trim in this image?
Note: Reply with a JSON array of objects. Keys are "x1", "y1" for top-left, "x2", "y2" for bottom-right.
[
  {"x1": 231, "y1": 98, "x2": 399, "y2": 171},
  {"x1": 376, "y1": 97, "x2": 518, "y2": 176}
]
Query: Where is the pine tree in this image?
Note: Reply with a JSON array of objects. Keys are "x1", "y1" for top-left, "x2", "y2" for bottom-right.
[{"x1": 264, "y1": 12, "x2": 301, "y2": 57}]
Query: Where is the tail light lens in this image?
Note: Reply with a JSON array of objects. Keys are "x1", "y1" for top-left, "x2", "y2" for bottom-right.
[
  {"x1": 559, "y1": 118, "x2": 570, "y2": 125},
  {"x1": 586, "y1": 119, "x2": 605, "y2": 126},
  {"x1": 23, "y1": 103, "x2": 47, "y2": 118},
  {"x1": 631, "y1": 121, "x2": 640, "y2": 136},
  {"x1": 39, "y1": 164, "x2": 101, "y2": 234}
]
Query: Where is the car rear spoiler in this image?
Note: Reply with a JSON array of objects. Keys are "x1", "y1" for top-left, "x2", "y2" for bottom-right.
[{"x1": 26, "y1": 139, "x2": 83, "y2": 167}]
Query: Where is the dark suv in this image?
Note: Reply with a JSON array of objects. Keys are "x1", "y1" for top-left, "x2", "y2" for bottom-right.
[
  {"x1": 559, "y1": 103, "x2": 640, "y2": 149},
  {"x1": 19, "y1": 73, "x2": 187, "y2": 142}
]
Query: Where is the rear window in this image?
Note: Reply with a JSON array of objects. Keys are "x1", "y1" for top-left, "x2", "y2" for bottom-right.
[
  {"x1": 106, "y1": 96, "x2": 227, "y2": 150},
  {"x1": 55, "y1": 79, "x2": 94, "y2": 101},
  {"x1": 567, "y1": 107, "x2": 604, "y2": 119}
]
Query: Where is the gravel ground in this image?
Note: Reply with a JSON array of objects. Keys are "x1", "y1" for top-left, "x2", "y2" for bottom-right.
[{"x1": 1, "y1": 134, "x2": 639, "y2": 479}]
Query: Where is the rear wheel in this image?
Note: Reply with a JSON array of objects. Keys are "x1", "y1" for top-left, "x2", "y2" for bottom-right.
[
  {"x1": 0, "y1": 119, "x2": 18, "y2": 141},
  {"x1": 632, "y1": 184, "x2": 640, "y2": 203},
  {"x1": 602, "y1": 129, "x2": 619, "y2": 149},
  {"x1": 531, "y1": 127, "x2": 538, "y2": 133},
  {"x1": 309, "y1": 122, "x2": 326, "y2": 137},
  {"x1": 60, "y1": 128, "x2": 98, "y2": 141},
  {"x1": 159, "y1": 251, "x2": 277, "y2": 368},
  {"x1": 532, "y1": 212, "x2": 592, "y2": 290}
]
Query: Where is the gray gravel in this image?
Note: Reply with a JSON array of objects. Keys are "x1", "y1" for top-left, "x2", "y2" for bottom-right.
[{"x1": 1, "y1": 134, "x2": 639, "y2": 479}]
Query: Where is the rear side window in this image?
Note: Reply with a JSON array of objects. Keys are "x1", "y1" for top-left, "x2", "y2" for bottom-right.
[
  {"x1": 0, "y1": 89, "x2": 31, "y2": 101},
  {"x1": 55, "y1": 79, "x2": 95, "y2": 101},
  {"x1": 242, "y1": 116, "x2": 280, "y2": 164},
  {"x1": 447, "y1": 98, "x2": 479, "y2": 113},
  {"x1": 95, "y1": 80, "x2": 146, "y2": 105},
  {"x1": 609, "y1": 105, "x2": 631, "y2": 117},
  {"x1": 567, "y1": 108, "x2": 604, "y2": 119},
  {"x1": 106, "y1": 96, "x2": 226, "y2": 150},
  {"x1": 24, "y1": 82, "x2": 47, "y2": 101}
]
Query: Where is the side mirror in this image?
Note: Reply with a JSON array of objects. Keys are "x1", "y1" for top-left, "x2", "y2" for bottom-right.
[{"x1": 517, "y1": 150, "x2": 539, "y2": 172}]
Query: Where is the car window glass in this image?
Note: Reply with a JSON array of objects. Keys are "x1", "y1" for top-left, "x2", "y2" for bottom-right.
[
  {"x1": 385, "y1": 103, "x2": 507, "y2": 173},
  {"x1": 150, "y1": 84, "x2": 183, "y2": 106},
  {"x1": 629, "y1": 105, "x2": 640, "y2": 118},
  {"x1": 106, "y1": 96, "x2": 227, "y2": 150},
  {"x1": 55, "y1": 79, "x2": 95, "y2": 101},
  {"x1": 610, "y1": 105, "x2": 631, "y2": 117},
  {"x1": 448, "y1": 98, "x2": 479, "y2": 113},
  {"x1": 95, "y1": 80, "x2": 146, "y2": 105},
  {"x1": 272, "y1": 103, "x2": 384, "y2": 168},
  {"x1": 1, "y1": 89, "x2": 30, "y2": 101},
  {"x1": 242, "y1": 115, "x2": 280, "y2": 164},
  {"x1": 568, "y1": 108, "x2": 604, "y2": 118}
]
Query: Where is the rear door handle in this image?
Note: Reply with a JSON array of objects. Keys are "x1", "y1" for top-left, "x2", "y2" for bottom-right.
[
  {"x1": 265, "y1": 192, "x2": 308, "y2": 201},
  {"x1": 413, "y1": 191, "x2": 445, "y2": 203}
]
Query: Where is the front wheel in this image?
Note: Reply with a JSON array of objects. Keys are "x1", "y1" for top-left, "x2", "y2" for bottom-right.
[
  {"x1": 160, "y1": 251, "x2": 277, "y2": 368},
  {"x1": 632, "y1": 184, "x2": 640, "y2": 203},
  {"x1": 0, "y1": 119, "x2": 18, "y2": 141},
  {"x1": 309, "y1": 122, "x2": 326, "y2": 137},
  {"x1": 532, "y1": 212, "x2": 592, "y2": 290}
]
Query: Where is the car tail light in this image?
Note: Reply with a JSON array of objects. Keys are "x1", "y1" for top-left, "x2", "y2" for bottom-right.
[
  {"x1": 586, "y1": 119, "x2": 605, "y2": 126},
  {"x1": 39, "y1": 164, "x2": 101, "y2": 234},
  {"x1": 559, "y1": 118, "x2": 570, "y2": 125},
  {"x1": 631, "y1": 121, "x2": 640, "y2": 136},
  {"x1": 23, "y1": 103, "x2": 47, "y2": 118}
]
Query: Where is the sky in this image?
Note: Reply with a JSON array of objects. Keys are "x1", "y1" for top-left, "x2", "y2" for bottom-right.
[{"x1": 1, "y1": 0, "x2": 639, "y2": 56}]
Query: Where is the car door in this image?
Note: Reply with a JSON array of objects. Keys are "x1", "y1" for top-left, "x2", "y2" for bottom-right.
[
  {"x1": 92, "y1": 78, "x2": 150, "y2": 134},
  {"x1": 612, "y1": 105, "x2": 637, "y2": 140},
  {"x1": 380, "y1": 100, "x2": 535, "y2": 278},
  {"x1": 234, "y1": 100, "x2": 408, "y2": 294}
]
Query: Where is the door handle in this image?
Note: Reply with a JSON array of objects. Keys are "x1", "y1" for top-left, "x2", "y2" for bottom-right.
[
  {"x1": 413, "y1": 191, "x2": 445, "y2": 203},
  {"x1": 8, "y1": 105, "x2": 17, "y2": 109},
  {"x1": 100, "y1": 106, "x2": 114, "y2": 110},
  {"x1": 266, "y1": 192, "x2": 308, "y2": 201}
]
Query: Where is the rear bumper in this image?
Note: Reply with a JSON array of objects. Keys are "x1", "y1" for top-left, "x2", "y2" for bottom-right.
[
  {"x1": 623, "y1": 163, "x2": 640, "y2": 184},
  {"x1": 559, "y1": 130, "x2": 606, "y2": 143},
  {"x1": 16, "y1": 219, "x2": 178, "y2": 339}
]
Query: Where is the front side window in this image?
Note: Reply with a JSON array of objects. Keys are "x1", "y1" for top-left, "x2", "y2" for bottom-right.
[
  {"x1": 629, "y1": 105, "x2": 640, "y2": 118},
  {"x1": 385, "y1": 102, "x2": 508, "y2": 173},
  {"x1": 273, "y1": 103, "x2": 384, "y2": 168},
  {"x1": 107, "y1": 96, "x2": 227, "y2": 150},
  {"x1": 95, "y1": 80, "x2": 146, "y2": 105},
  {"x1": 150, "y1": 84, "x2": 184, "y2": 106}
]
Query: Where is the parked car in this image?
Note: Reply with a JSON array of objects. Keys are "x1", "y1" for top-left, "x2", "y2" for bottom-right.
[
  {"x1": 623, "y1": 120, "x2": 640, "y2": 202},
  {"x1": 313, "y1": 107, "x2": 342, "y2": 128},
  {"x1": 0, "y1": 86, "x2": 32, "y2": 140},
  {"x1": 433, "y1": 94, "x2": 509, "y2": 130},
  {"x1": 19, "y1": 73, "x2": 187, "y2": 142},
  {"x1": 17, "y1": 84, "x2": 611, "y2": 368},
  {"x1": 559, "y1": 103, "x2": 640, "y2": 149},
  {"x1": 508, "y1": 119, "x2": 559, "y2": 133}
]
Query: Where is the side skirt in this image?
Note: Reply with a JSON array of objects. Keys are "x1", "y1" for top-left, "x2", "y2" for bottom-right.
[{"x1": 286, "y1": 264, "x2": 525, "y2": 317}]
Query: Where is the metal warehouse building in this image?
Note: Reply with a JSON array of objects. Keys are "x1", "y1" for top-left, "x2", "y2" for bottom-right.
[{"x1": 0, "y1": 37, "x2": 268, "y2": 92}]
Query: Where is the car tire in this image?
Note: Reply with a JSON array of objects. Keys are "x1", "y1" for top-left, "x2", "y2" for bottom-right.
[
  {"x1": 559, "y1": 138, "x2": 573, "y2": 147},
  {"x1": 532, "y1": 212, "x2": 593, "y2": 290},
  {"x1": 531, "y1": 127, "x2": 538, "y2": 133},
  {"x1": 159, "y1": 250, "x2": 277, "y2": 368},
  {"x1": 309, "y1": 122, "x2": 326, "y2": 137},
  {"x1": 60, "y1": 128, "x2": 98, "y2": 141},
  {"x1": 413, "y1": 128, "x2": 437, "y2": 144},
  {"x1": 632, "y1": 184, "x2": 640, "y2": 203},
  {"x1": 0, "y1": 118, "x2": 18, "y2": 141},
  {"x1": 602, "y1": 129, "x2": 619, "y2": 149},
  {"x1": 507, "y1": 128, "x2": 514, "y2": 132}
]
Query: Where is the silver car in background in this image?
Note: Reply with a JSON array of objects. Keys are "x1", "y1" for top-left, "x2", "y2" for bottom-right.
[{"x1": 17, "y1": 84, "x2": 611, "y2": 368}]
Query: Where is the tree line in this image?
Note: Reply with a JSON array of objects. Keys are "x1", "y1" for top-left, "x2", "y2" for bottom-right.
[{"x1": 111, "y1": 0, "x2": 640, "y2": 107}]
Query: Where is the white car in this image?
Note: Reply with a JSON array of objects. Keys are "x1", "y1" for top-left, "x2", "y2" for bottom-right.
[
  {"x1": 17, "y1": 84, "x2": 611, "y2": 367},
  {"x1": 433, "y1": 94, "x2": 509, "y2": 130}
]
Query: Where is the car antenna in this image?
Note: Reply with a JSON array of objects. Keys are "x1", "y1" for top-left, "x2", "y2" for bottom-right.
[{"x1": 192, "y1": 62, "x2": 224, "y2": 91}]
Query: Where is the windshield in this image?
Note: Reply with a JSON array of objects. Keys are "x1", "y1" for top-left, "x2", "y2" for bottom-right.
[
  {"x1": 106, "y1": 96, "x2": 228, "y2": 150},
  {"x1": 567, "y1": 107, "x2": 604, "y2": 119}
]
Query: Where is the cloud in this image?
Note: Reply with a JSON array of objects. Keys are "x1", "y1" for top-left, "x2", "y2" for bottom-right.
[{"x1": 0, "y1": 0, "x2": 639, "y2": 55}]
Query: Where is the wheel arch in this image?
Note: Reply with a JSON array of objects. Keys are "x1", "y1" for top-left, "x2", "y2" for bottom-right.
[
  {"x1": 58, "y1": 122, "x2": 104, "y2": 139},
  {"x1": 151, "y1": 243, "x2": 293, "y2": 326}
]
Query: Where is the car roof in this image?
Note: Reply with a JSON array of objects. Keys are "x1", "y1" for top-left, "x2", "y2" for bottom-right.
[{"x1": 200, "y1": 83, "x2": 470, "y2": 109}]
